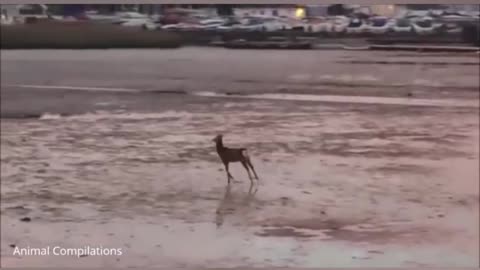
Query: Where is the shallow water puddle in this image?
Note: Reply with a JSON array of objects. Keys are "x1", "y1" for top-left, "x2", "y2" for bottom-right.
[
  {"x1": 6, "y1": 84, "x2": 479, "y2": 108},
  {"x1": 2, "y1": 218, "x2": 477, "y2": 268},
  {"x1": 194, "y1": 92, "x2": 480, "y2": 108}
]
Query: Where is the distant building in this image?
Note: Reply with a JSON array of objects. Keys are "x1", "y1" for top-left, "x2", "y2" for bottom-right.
[
  {"x1": 1, "y1": 4, "x2": 49, "y2": 21},
  {"x1": 370, "y1": 5, "x2": 398, "y2": 17},
  {"x1": 304, "y1": 5, "x2": 329, "y2": 17},
  {"x1": 444, "y1": 4, "x2": 479, "y2": 12},
  {"x1": 403, "y1": 4, "x2": 448, "y2": 10}
]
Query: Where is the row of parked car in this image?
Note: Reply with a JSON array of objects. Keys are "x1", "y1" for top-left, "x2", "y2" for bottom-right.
[
  {"x1": 143, "y1": 14, "x2": 477, "y2": 36},
  {"x1": 4, "y1": 8, "x2": 477, "y2": 37},
  {"x1": 103, "y1": 10, "x2": 477, "y2": 36}
]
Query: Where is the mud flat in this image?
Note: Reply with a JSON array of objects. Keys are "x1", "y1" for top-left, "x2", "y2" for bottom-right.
[{"x1": 1, "y1": 48, "x2": 478, "y2": 268}]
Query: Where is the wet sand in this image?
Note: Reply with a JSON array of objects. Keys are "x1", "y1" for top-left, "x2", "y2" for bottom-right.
[{"x1": 1, "y1": 48, "x2": 479, "y2": 268}]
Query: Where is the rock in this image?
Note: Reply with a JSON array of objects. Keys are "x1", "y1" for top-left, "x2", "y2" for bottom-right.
[
  {"x1": 437, "y1": 214, "x2": 445, "y2": 218},
  {"x1": 352, "y1": 251, "x2": 370, "y2": 259},
  {"x1": 280, "y1": 197, "x2": 289, "y2": 206},
  {"x1": 20, "y1": 217, "x2": 31, "y2": 222}
]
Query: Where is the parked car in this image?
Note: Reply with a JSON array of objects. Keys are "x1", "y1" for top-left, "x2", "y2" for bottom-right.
[
  {"x1": 303, "y1": 18, "x2": 326, "y2": 33},
  {"x1": 346, "y1": 17, "x2": 368, "y2": 34},
  {"x1": 327, "y1": 16, "x2": 350, "y2": 33},
  {"x1": 365, "y1": 16, "x2": 393, "y2": 35},
  {"x1": 197, "y1": 18, "x2": 226, "y2": 30},
  {"x1": 143, "y1": 21, "x2": 160, "y2": 30},
  {"x1": 1, "y1": 9, "x2": 15, "y2": 25},
  {"x1": 85, "y1": 11, "x2": 118, "y2": 23},
  {"x1": 392, "y1": 18, "x2": 413, "y2": 33},
  {"x1": 436, "y1": 22, "x2": 463, "y2": 34},
  {"x1": 286, "y1": 18, "x2": 307, "y2": 31},
  {"x1": 259, "y1": 17, "x2": 290, "y2": 31},
  {"x1": 215, "y1": 17, "x2": 242, "y2": 31},
  {"x1": 160, "y1": 22, "x2": 199, "y2": 31},
  {"x1": 411, "y1": 16, "x2": 437, "y2": 35},
  {"x1": 228, "y1": 17, "x2": 267, "y2": 31},
  {"x1": 112, "y1": 12, "x2": 152, "y2": 27}
]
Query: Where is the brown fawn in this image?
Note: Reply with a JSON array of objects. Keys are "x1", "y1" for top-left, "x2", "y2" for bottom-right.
[{"x1": 212, "y1": 134, "x2": 259, "y2": 184}]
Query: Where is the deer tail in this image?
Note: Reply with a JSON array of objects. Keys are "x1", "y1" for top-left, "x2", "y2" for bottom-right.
[{"x1": 241, "y1": 148, "x2": 250, "y2": 159}]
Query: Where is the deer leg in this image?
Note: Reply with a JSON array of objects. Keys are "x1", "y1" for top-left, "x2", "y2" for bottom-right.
[
  {"x1": 224, "y1": 162, "x2": 234, "y2": 183},
  {"x1": 241, "y1": 160, "x2": 252, "y2": 178},
  {"x1": 241, "y1": 160, "x2": 254, "y2": 184},
  {"x1": 246, "y1": 159, "x2": 259, "y2": 180}
]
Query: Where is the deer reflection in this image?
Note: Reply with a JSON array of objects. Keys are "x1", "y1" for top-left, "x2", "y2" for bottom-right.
[{"x1": 215, "y1": 183, "x2": 258, "y2": 228}]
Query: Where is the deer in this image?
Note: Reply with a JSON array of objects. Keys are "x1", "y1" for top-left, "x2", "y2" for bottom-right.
[{"x1": 212, "y1": 134, "x2": 259, "y2": 184}]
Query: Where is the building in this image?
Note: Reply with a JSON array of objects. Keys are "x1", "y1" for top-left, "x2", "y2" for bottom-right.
[
  {"x1": 370, "y1": 5, "x2": 397, "y2": 17},
  {"x1": 1, "y1": 4, "x2": 49, "y2": 21}
]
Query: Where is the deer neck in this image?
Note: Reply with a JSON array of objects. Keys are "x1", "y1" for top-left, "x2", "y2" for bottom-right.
[{"x1": 215, "y1": 140, "x2": 225, "y2": 151}]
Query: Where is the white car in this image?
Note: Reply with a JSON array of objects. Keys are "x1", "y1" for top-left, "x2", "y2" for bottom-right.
[
  {"x1": 197, "y1": 18, "x2": 226, "y2": 30},
  {"x1": 232, "y1": 23, "x2": 263, "y2": 31},
  {"x1": 112, "y1": 12, "x2": 152, "y2": 27},
  {"x1": 1, "y1": 13, "x2": 14, "y2": 25},
  {"x1": 199, "y1": 18, "x2": 224, "y2": 25},
  {"x1": 216, "y1": 23, "x2": 237, "y2": 31},
  {"x1": 230, "y1": 17, "x2": 289, "y2": 32},
  {"x1": 392, "y1": 18, "x2": 413, "y2": 33},
  {"x1": 160, "y1": 23, "x2": 180, "y2": 30},
  {"x1": 439, "y1": 22, "x2": 463, "y2": 34},
  {"x1": 229, "y1": 17, "x2": 264, "y2": 31},
  {"x1": 303, "y1": 17, "x2": 334, "y2": 33},
  {"x1": 328, "y1": 16, "x2": 350, "y2": 33},
  {"x1": 143, "y1": 21, "x2": 160, "y2": 30},
  {"x1": 411, "y1": 16, "x2": 436, "y2": 35},
  {"x1": 159, "y1": 18, "x2": 226, "y2": 31},
  {"x1": 160, "y1": 23, "x2": 195, "y2": 31},
  {"x1": 260, "y1": 17, "x2": 290, "y2": 31},
  {"x1": 346, "y1": 18, "x2": 369, "y2": 34},
  {"x1": 85, "y1": 10, "x2": 118, "y2": 22},
  {"x1": 365, "y1": 16, "x2": 394, "y2": 35}
]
